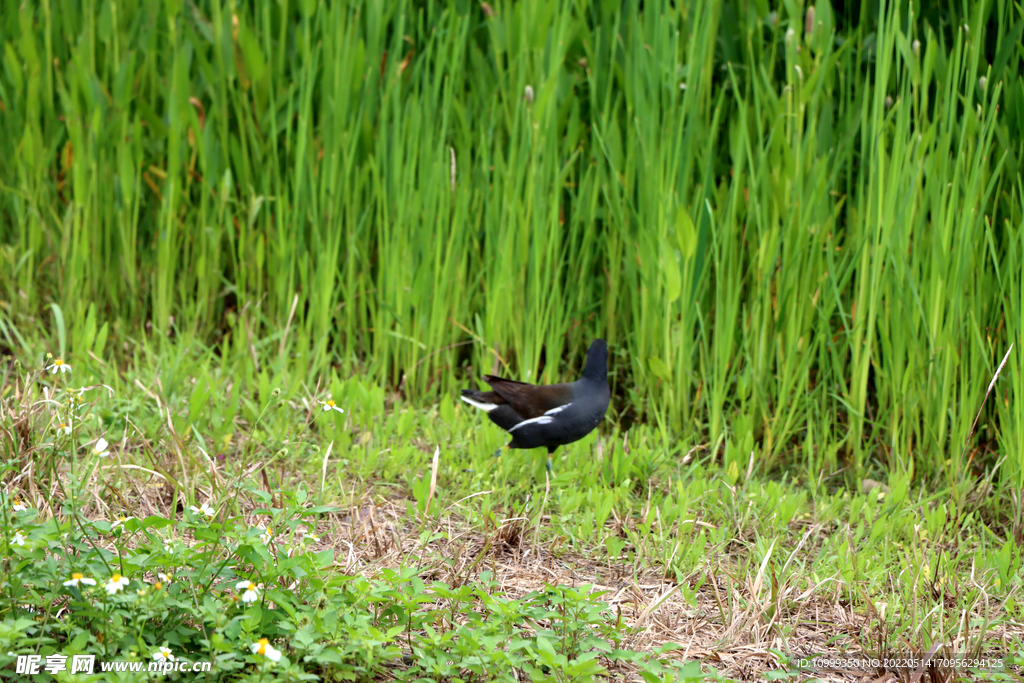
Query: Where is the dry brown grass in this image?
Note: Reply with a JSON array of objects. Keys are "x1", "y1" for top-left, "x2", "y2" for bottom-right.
[{"x1": 316, "y1": 493, "x2": 1022, "y2": 682}]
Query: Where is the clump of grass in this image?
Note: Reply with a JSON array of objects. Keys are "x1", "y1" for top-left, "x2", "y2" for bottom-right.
[{"x1": 2, "y1": 1, "x2": 1023, "y2": 485}]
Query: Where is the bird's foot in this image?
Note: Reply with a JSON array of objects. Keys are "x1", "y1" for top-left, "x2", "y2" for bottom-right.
[
  {"x1": 545, "y1": 455, "x2": 554, "y2": 474},
  {"x1": 492, "y1": 447, "x2": 504, "y2": 459}
]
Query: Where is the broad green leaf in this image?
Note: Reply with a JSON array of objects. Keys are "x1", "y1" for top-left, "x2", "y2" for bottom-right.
[
  {"x1": 676, "y1": 206, "x2": 697, "y2": 259},
  {"x1": 648, "y1": 357, "x2": 671, "y2": 381}
]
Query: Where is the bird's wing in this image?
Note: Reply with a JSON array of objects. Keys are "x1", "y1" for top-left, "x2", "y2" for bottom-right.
[{"x1": 482, "y1": 375, "x2": 574, "y2": 419}]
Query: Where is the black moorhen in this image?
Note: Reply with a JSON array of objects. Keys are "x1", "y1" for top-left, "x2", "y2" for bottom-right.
[{"x1": 460, "y1": 339, "x2": 610, "y2": 472}]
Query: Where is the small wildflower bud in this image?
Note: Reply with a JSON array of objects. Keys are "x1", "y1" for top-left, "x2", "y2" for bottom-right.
[
  {"x1": 912, "y1": 39, "x2": 921, "y2": 56},
  {"x1": 805, "y1": 6, "x2": 815, "y2": 37},
  {"x1": 979, "y1": 76, "x2": 987, "y2": 91},
  {"x1": 785, "y1": 27, "x2": 795, "y2": 44},
  {"x1": 794, "y1": 65, "x2": 803, "y2": 81},
  {"x1": 963, "y1": 23, "x2": 969, "y2": 36},
  {"x1": 271, "y1": 388, "x2": 281, "y2": 398},
  {"x1": 45, "y1": 352, "x2": 53, "y2": 361},
  {"x1": 679, "y1": 82, "x2": 687, "y2": 91},
  {"x1": 523, "y1": 85, "x2": 534, "y2": 104},
  {"x1": 977, "y1": 103, "x2": 983, "y2": 117},
  {"x1": 885, "y1": 95, "x2": 893, "y2": 109}
]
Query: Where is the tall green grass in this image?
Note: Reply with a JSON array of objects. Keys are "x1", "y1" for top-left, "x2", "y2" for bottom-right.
[{"x1": 2, "y1": 0, "x2": 1023, "y2": 483}]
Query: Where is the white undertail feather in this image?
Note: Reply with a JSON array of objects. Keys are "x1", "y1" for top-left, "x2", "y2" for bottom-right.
[
  {"x1": 509, "y1": 415, "x2": 555, "y2": 432},
  {"x1": 460, "y1": 395, "x2": 498, "y2": 412}
]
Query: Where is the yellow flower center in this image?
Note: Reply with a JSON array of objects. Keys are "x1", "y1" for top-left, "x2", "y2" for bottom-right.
[
  {"x1": 55, "y1": 358, "x2": 65, "y2": 366},
  {"x1": 247, "y1": 582, "x2": 256, "y2": 590},
  {"x1": 112, "y1": 573, "x2": 122, "y2": 582},
  {"x1": 257, "y1": 638, "x2": 269, "y2": 654},
  {"x1": 72, "y1": 573, "x2": 83, "y2": 580},
  {"x1": 327, "y1": 400, "x2": 335, "y2": 407},
  {"x1": 154, "y1": 581, "x2": 163, "y2": 590}
]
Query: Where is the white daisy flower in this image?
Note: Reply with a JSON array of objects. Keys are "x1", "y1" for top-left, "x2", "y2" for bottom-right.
[
  {"x1": 257, "y1": 524, "x2": 273, "y2": 545},
  {"x1": 153, "y1": 646, "x2": 174, "y2": 662},
  {"x1": 251, "y1": 638, "x2": 281, "y2": 662},
  {"x1": 55, "y1": 421, "x2": 72, "y2": 436},
  {"x1": 236, "y1": 580, "x2": 259, "y2": 603},
  {"x1": 92, "y1": 438, "x2": 110, "y2": 458},
  {"x1": 189, "y1": 502, "x2": 215, "y2": 519},
  {"x1": 105, "y1": 573, "x2": 130, "y2": 594},
  {"x1": 110, "y1": 516, "x2": 133, "y2": 531},
  {"x1": 47, "y1": 358, "x2": 72, "y2": 374},
  {"x1": 11, "y1": 531, "x2": 26, "y2": 547},
  {"x1": 12, "y1": 499, "x2": 27, "y2": 512},
  {"x1": 319, "y1": 399, "x2": 344, "y2": 414},
  {"x1": 63, "y1": 572, "x2": 97, "y2": 588}
]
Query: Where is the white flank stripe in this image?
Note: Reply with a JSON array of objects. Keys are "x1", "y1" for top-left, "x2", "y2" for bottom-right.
[
  {"x1": 545, "y1": 403, "x2": 571, "y2": 415},
  {"x1": 509, "y1": 415, "x2": 554, "y2": 432},
  {"x1": 460, "y1": 395, "x2": 498, "y2": 412}
]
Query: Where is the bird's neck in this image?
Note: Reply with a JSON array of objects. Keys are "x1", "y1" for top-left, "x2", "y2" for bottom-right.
[{"x1": 582, "y1": 358, "x2": 607, "y2": 382}]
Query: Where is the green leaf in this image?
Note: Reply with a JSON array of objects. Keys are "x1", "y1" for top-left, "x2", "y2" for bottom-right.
[
  {"x1": 676, "y1": 206, "x2": 697, "y2": 259},
  {"x1": 535, "y1": 634, "x2": 556, "y2": 655},
  {"x1": 49, "y1": 304, "x2": 67, "y2": 358},
  {"x1": 648, "y1": 357, "x2": 671, "y2": 381},
  {"x1": 661, "y1": 249, "x2": 681, "y2": 303},
  {"x1": 142, "y1": 515, "x2": 174, "y2": 529},
  {"x1": 4, "y1": 43, "x2": 23, "y2": 94}
]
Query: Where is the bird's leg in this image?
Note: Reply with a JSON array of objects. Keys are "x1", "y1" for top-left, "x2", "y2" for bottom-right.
[
  {"x1": 546, "y1": 446, "x2": 557, "y2": 474},
  {"x1": 493, "y1": 444, "x2": 508, "y2": 459}
]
